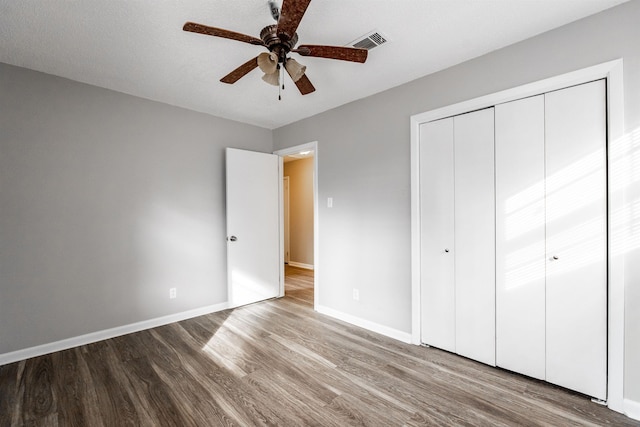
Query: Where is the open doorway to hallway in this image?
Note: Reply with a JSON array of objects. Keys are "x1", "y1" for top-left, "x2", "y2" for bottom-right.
[
  {"x1": 282, "y1": 150, "x2": 315, "y2": 299},
  {"x1": 274, "y1": 142, "x2": 320, "y2": 307}
]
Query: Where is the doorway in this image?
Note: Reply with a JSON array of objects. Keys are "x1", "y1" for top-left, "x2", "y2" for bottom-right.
[{"x1": 274, "y1": 142, "x2": 318, "y2": 308}]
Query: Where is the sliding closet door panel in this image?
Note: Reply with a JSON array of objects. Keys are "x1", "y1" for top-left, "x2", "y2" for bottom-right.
[
  {"x1": 495, "y1": 96, "x2": 546, "y2": 380},
  {"x1": 545, "y1": 80, "x2": 607, "y2": 400},
  {"x1": 419, "y1": 118, "x2": 456, "y2": 351},
  {"x1": 454, "y1": 108, "x2": 496, "y2": 366}
]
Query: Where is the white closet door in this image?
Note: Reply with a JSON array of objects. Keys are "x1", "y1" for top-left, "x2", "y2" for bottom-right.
[
  {"x1": 454, "y1": 108, "x2": 496, "y2": 366},
  {"x1": 495, "y1": 95, "x2": 546, "y2": 379},
  {"x1": 545, "y1": 80, "x2": 607, "y2": 400},
  {"x1": 419, "y1": 118, "x2": 456, "y2": 351}
]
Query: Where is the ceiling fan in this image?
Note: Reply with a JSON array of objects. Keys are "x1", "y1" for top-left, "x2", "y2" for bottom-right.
[{"x1": 183, "y1": 0, "x2": 368, "y2": 96}]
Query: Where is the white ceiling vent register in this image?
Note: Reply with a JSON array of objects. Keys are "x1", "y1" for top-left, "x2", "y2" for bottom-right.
[{"x1": 349, "y1": 30, "x2": 389, "y2": 50}]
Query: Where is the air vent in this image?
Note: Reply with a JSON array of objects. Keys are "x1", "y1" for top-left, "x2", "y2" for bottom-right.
[{"x1": 349, "y1": 30, "x2": 388, "y2": 50}]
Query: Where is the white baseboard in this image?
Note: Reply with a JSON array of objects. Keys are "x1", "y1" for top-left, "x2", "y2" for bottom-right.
[
  {"x1": 288, "y1": 261, "x2": 314, "y2": 270},
  {"x1": 625, "y1": 399, "x2": 640, "y2": 421},
  {"x1": 0, "y1": 302, "x2": 229, "y2": 366},
  {"x1": 316, "y1": 304, "x2": 412, "y2": 344}
]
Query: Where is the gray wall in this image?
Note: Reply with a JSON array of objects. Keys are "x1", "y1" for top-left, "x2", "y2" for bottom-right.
[
  {"x1": 0, "y1": 63, "x2": 272, "y2": 354},
  {"x1": 283, "y1": 158, "x2": 314, "y2": 266},
  {"x1": 273, "y1": 0, "x2": 640, "y2": 402}
]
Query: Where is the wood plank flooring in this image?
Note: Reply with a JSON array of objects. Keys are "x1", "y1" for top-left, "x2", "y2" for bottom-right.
[{"x1": 1, "y1": 265, "x2": 637, "y2": 426}]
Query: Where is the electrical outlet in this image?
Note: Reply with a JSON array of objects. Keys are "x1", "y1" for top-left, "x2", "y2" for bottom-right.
[
  {"x1": 353, "y1": 289, "x2": 359, "y2": 301},
  {"x1": 169, "y1": 288, "x2": 177, "y2": 299}
]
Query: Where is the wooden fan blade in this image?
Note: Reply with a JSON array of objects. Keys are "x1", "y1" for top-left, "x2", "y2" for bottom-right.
[
  {"x1": 277, "y1": 0, "x2": 311, "y2": 41},
  {"x1": 220, "y1": 56, "x2": 260, "y2": 84},
  {"x1": 294, "y1": 45, "x2": 368, "y2": 63},
  {"x1": 293, "y1": 73, "x2": 315, "y2": 95},
  {"x1": 183, "y1": 22, "x2": 264, "y2": 46}
]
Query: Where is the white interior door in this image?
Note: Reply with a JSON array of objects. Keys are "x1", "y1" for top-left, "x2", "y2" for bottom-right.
[
  {"x1": 545, "y1": 80, "x2": 607, "y2": 400},
  {"x1": 495, "y1": 95, "x2": 546, "y2": 380},
  {"x1": 226, "y1": 148, "x2": 281, "y2": 308},
  {"x1": 419, "y1": 118, "x2": 456, "y2": 352},
  {"x1": 454, "y1": 108, "x2": 496, "y2": 366}
]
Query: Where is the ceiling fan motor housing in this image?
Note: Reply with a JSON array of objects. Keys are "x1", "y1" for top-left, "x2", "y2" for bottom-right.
[{"x1": 260, "y1": 24, "x2": 298, "y2": 63}]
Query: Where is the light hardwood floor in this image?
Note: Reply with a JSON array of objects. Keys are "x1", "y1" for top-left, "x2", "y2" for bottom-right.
[{"x1": 1, "y1": 266, "x2": 637, "y2": 426}]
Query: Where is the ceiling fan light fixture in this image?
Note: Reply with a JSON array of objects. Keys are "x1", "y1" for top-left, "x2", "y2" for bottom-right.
[
  {"x1": 284, "y1": 58, "x2": 306, "y2": 82},
  {"x1": 257, "y1": 51, "x2": 278, "y2": 74},
  {"x1": 262, "y1": 70, "x2": 280, "y2": 86}
]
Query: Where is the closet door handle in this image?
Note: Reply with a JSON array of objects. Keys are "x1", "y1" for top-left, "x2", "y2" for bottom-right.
[
  {"x1": 552, "y1": 255, "x2": 558, "y2": 260},
  {"x1": 444, "y1": 248, "x2": 450, "y2": 253}
]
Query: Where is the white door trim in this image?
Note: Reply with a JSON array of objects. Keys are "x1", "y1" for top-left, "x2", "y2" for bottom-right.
[
  {"x1": 410, "y1": 59, "x2": 625, "y2": 412},
  {"x1": 274, "y1": 141, "x2": 319, "y2": 308}
]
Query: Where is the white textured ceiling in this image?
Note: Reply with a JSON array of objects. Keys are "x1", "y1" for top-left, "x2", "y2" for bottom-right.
[{"x1": 0, "y1": 0, "x2": 628, "y2": 129}]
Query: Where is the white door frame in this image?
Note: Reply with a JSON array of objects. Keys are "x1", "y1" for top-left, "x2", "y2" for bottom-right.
[
  {"x1": 410, "y1": 59, "x2": 625, "y2": 412},
  {"x1": 273, "y1": 141, "x2": 320, "y2": 308},
  {"x1": 274, "y1": 141, "x2": 319, "y2": 308}
]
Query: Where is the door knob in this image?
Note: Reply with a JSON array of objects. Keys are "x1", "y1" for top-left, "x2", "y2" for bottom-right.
[
  {"x1": 229, "y1": 236, "x2": 238, "y2": 242},
  {"x1": 444, "y1": 248, "x2": 450, "y2": 253},
  {"x1": 552, "y1": 255, "x2": 558, "y2": 260}
]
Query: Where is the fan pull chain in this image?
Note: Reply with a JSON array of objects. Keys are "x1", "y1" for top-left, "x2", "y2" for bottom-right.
[{"x1": 277, "y1": 64, "x2": 281, "y2": 101}]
